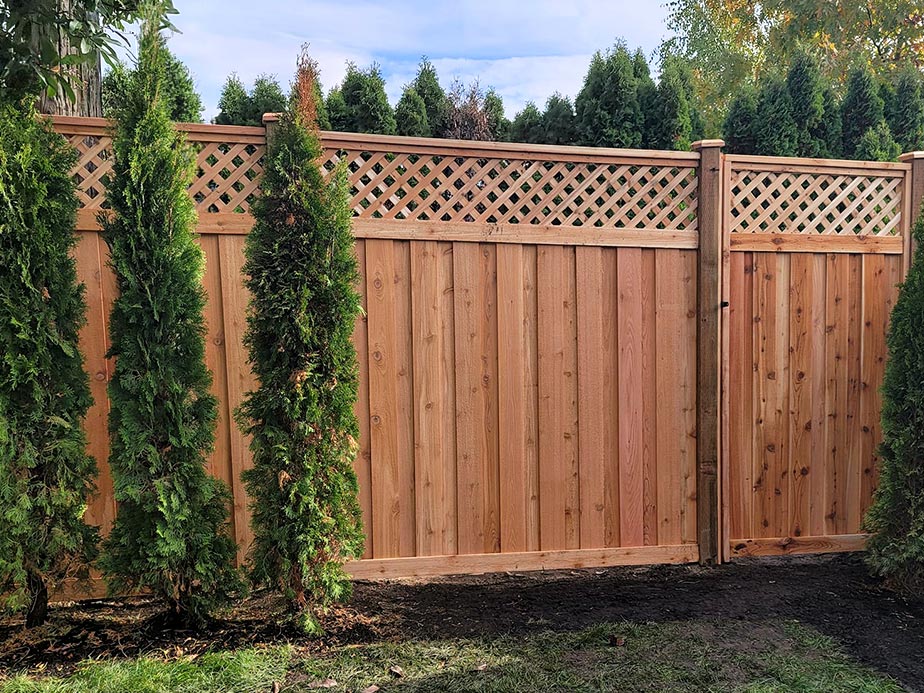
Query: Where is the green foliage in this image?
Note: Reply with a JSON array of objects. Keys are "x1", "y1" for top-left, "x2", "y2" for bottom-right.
[
  {"x1": 0, "y1": 0, "x2": 174, "y2": 101},
  {"x1": 633, "y1": 49, "x2": 658, "y2": 147},
  {"x1": 854, "y1": 121, "x2": 901, "y2": 162},
  {"x1": 239, "y1": 53, "x2": 364, "y2": 632},
  {"x1": 575, "y1": 43, "x2": 643, "y2": 148},
  {"x1": 786, "y1": 52, "x2": 825, "y2": 155},
  {"x1": 723, "y1": 87, "x2": 759, "y2": 154},
  {"x1": 98, "y1": 11, "x2": 241, "y2": 628},
  {"x1": 0, "y1": 96, "x2": 98, "y2": 627},
  {"x1": 326, "y1": 88, "x2": 349, "y2": 131},
  {"x1": 865, "y1": 204, "x2": 924, "y2": 591},
  {"x1": 647, "y1": 56, "x2": 692, "y2": 151},
  {"x1": 888, "y1": 65, "x2": 924, "y2": 152},
  {"x1": 811, "y1": 87, "x2": 843, "y2": 158},
  {"x1": 510, "y1": 102, "x2": 544, "y2": 144},
  {"x1": 484, "y1": 88, "x2": 509, "y2": 142},
  {"x1": 395, "y1": 86, "x2": 430, "y2": 137},
  {"x1": 842, "y1": 66, "x2": 886, "y2": 159},
  {"x1": 412, "y1": 58, "x2": 448, "y2": 137},
  {"x1": 754, "y1": 77, "x2": 798, "y2": 156},
  {"x1": 541, "y1": 93, "x2": 577, "y2": 145},
  {"x1": 102, "y1": 46, "x2": 203, "y2": 123},
  {"x1": 339, "y1": 62, "x2": 396, "y2": 135},
  {"x1": 214, "y1": 74, "x2": 287, "y2": 127}
]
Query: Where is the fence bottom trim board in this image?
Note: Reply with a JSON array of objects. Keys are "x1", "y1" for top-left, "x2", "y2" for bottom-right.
[
  {"x1": 729, "y1": 534, "x2": 867, "y2": 558},
  {"x1": 344, "y1": 545, "x2": 700, "y2": 580}
]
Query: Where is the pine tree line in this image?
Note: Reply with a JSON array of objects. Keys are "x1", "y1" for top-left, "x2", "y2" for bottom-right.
[{"x1": 723, "y1": 53, "x2": 924, "y2": 161}]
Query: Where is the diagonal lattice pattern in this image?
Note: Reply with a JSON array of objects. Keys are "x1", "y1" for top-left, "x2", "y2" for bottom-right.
[
  {"x1": 320, "y1": 149, "x2": 700, "y2": 229},
  {"x1": 729, "y1": 169, "x2": 904, "y2": 236}
]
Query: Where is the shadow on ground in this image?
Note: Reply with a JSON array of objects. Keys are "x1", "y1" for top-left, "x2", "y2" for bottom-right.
[{"x1": 2, "y1": 554, "x2": 922, "y2": 689}]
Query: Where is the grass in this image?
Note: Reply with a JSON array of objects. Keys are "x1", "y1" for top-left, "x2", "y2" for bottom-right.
[{"x1": 0, "y1": 619, "x2": 902, "y2": 693}]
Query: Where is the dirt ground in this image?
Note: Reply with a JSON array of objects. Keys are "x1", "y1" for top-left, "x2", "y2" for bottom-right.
[{"x1": 2, "y1": 554, "x2": 923, "y2": 690}]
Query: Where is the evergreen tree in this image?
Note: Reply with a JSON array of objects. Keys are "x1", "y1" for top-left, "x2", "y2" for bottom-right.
[
  {"x1": 811, "y1": 87, "x2": 843, "y2": 158},
  {"x1": 865, "y1": 202, "x2": 924, "y2": 592},
  {"x1": 326, "y1": 88, "x2": 349, "y2": 131},
  {"x1": 103, "y1": 46, "x2": 204, "y2": 123},
  {"x1": 648, "y1": 57, "x2": 692, "y2": 151},
  {"x1": 754, "y1": 77, "x2": 798, "y2": 156},
  {"x1": 786, "y1": 52, "x2": 824, "y2": 155},
  {"x1": 340, "y1": 62, "x2": 396, "y2": 135},
  {"x1": 510, "y1": 102, "x2": 544, "y2": 143},
  {"x1": 633, "y1": 48, "x2": 658, "y2": 147},
  {"x1": 99, "y1": 9, "x2": 241, "y2": 628},
  {"x1": 412, "y1": 58, "x2": 448, "y2": 137},
  {"x1": 575, "y1": 44, "x2": 643, "y2": 148},
  {"x1": 214, "y1": 73, "x2": 250, "y2": 125},
  {"x1": 542, "y1": 93, "x2": 577, "y2": 145},
  {"x1": 888, "y1": 65, "x2": 924, "y2": 152},
  {"x1": 854, "y1": 121, "x2": 901, "y2": 162},
  {"x1": 723, "y1": 86, "x2": 759, "y2": 154},
  {"x1": 395, "y1": 86, "x2": 430, "y2": 137},
  {"x1": 841, "y1": 65, "x2": 885, "y2": 158},
  {"x1": 0, "y1": 97, "x2": 98, "y2": 628},
  {"x1": 240, "y1": 52, "x2": 364, "y2": 633},
  {"x1": 249, "y1": 75, "x2": 288, "y2": 124},
  {"x1": 484, "y1": 88, "x2": 510, "y2": 141}
]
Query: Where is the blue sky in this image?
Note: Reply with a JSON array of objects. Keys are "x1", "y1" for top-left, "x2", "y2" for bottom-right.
[{"x1": 154, "y1": 1, "x2": 672, "y2": 121}]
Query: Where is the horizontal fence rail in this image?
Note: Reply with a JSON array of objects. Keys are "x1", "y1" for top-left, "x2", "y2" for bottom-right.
[{"x1": 49, "y1": 116, "x2": 915, "y2": 586}]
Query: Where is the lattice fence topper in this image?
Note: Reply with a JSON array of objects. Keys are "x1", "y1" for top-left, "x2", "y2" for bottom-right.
[
  {"x1": 321, "y1": 148, "x2": 700, "y2": 229},
  {"x1": 65, "y1": 133, "x2": 266, "y2": 214},
  {"x1": 729, "y1": 168, "x2": 904, "y2": 236}
]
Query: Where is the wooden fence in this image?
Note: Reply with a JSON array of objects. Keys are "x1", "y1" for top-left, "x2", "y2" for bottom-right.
[{"x1": 52, "y1": 115, "x2": 922, "y2": 579}]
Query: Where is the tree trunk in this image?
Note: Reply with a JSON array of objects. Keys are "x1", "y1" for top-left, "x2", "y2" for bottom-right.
[
  {"x1": 36, "y1": 0, "x2": 103, "y2": 117},
  {"x1": 25, "y1": 570, "x2": 49, "y2": 628}
]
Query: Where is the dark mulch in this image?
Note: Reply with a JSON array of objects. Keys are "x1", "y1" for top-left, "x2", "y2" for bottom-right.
[{"x1": 2, "y1": 554, "x2": 923, "y2": 689}]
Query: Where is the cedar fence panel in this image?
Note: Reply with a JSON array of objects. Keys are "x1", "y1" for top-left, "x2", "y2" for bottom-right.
[{"x1": 52, "y1": 116, "x2": 915, "y2": 581}]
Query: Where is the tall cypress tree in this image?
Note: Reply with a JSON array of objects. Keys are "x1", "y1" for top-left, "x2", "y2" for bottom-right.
[
  {"x1": 99, "y1": 8, "x2": 241, "y2": 628},
  {"x1": 542, "y1": 93, "x2": 577, "y2": 145},
  {"x1": 412, "y1": 58, "x2": 448, "y2": 137},
  {"x1": 511, "y1": 102, "x2": 545, "y2": 143},
  {"x1": 854, "y1": 121, "x2": 901, "y2": 162},
  {"x1": 0, "y1": 97, "x2": 98, "y2": 628},
  {"x1": 865, "y1": 203, "x2": 924, "y2": 591},
  {"x1": 575, "y1": 44, "x2": 643, "y2": 148},
  {"x1": 754, "y1": 77, "x2": 798, "y2": 156},
  {"x1": 214, "y1": 73, "x2": 250, "y2": 125},
  {"x1": 484, "y1": 88, "x2": 510, "y2": 142},
  {"x1": 888, "y1": 65, "x2": 924, "y2": 153},
  {"x1": 240, "y1": 51, "x2": 364, "y2": 633},
  {"x1": 326, "y1": 88, "x2": 349, "y2": 131},
  {"x1": 842, "y1": 65, "x2": 885, "y2": 158},
  {"x1": 633, "y1": 48, "x2": 657, "y2": 147},
  {"x1": 786, "y1": 52, "x2": 825, "y2": 156},
  {"x1": 723, "y1": 87, "x2": 759, "y2": 154},
  {"x1": 340, "y1": 62, "x2": 396, "y2": 135},
  {"x1": 811, "y1": 87, "x2": 844, "y2": 158},
  {"x1": 395, "y1": 85, "x2": 430, "y2": 137},
  {"x1": 648, "y1": 56, "x2": 692, "y2": 151}
]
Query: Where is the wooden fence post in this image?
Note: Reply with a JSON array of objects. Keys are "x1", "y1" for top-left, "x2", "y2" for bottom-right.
[
  {"x1": 900, "y1": 151, "x2": 924, "y2": 273},
  {"x1": 262, "y1": 112, "x2": 280, "y2": 144},
  {"x1": 692, "y1": 139, "x2": 725, "y2": 565}
]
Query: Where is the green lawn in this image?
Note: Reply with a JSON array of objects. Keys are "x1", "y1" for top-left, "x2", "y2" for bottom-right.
[{"x1": 0, "y1": 619, "x2": 902, "y2": 693}]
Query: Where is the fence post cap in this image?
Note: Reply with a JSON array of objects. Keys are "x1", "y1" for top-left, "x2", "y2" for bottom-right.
[
  {"x1": 899, "y1": 151, "x2": 924, "y2": 161},
  {"x1": 262, "y1": 112, "x2": 282, "y2": 124},
  {"x1": 691, "y1": 139, "x2": 725, "y2": 151}
]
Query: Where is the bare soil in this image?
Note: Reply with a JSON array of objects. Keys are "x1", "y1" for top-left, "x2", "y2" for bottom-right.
[{"x1": 2, "y1": 554, "x2": 922, "y2": 690}]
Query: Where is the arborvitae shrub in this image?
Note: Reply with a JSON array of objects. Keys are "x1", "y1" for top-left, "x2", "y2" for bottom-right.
[
  {"x1": 811, "y1": 88, "x2": 843, "y2": 158},
  {"x1": 842, "y1": 65, "x2": 885, "y2": 158},
  {"x1": 239, "y1": 52, "x2": 364, "y2": 634},
  {"x1": 214, "y1": 73, "x2": 250, "y2": 125},
  {"x1": 888, "y1": 65, "x2": 924, "y2": 152},
  {"x1": 575, "y1": 44, "x2": 643, "y2": 148},
  {"x1": 648, "y1": 56, "x2": 692, "y2": 151},
  {"x1": 340, "y1": 62, "x2": 396, "y2": 135},
  {"x1": 723, "y1": 87, "x2": 759, "y2": 154},
  {"x1": 786, "y1": 52, "x2": 825, "y2": 156},
  {"x1": 854, "y1": 121, "x2": 901, "y2": 162},
  {"x1": 484, "y1": 89, "x2": 510, "y2": 142},
  {"x1": 542, "y1": 93, "x2": 577, "y2": 145},
  {"x1": 326, "y1": 88, "x2": 349, "y2": 131},
  {"x1": 0, "y1": 97, "x2": 98, "y2": 628},
  {"x1": 754, "y1": 77, "x2": 798, "y2": 156},
  {"x1": 511, "y1": 102, "x2": 544, "y2": 144},
  {"x1": 99, "y1": 11, "x2": 241, "y2": 628},
  {"x1": 412, "y1": 58, "x2": 448, "y2": 137},
  {"x1": 104, "y1": 46, "x2": 203, "y2": 123},
  {"x1": 395, "y1": 86, "x2": 430, "y2": 137},
  {"x1": 865, "y1": 204, "x2": 924, "y2": 591}
]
